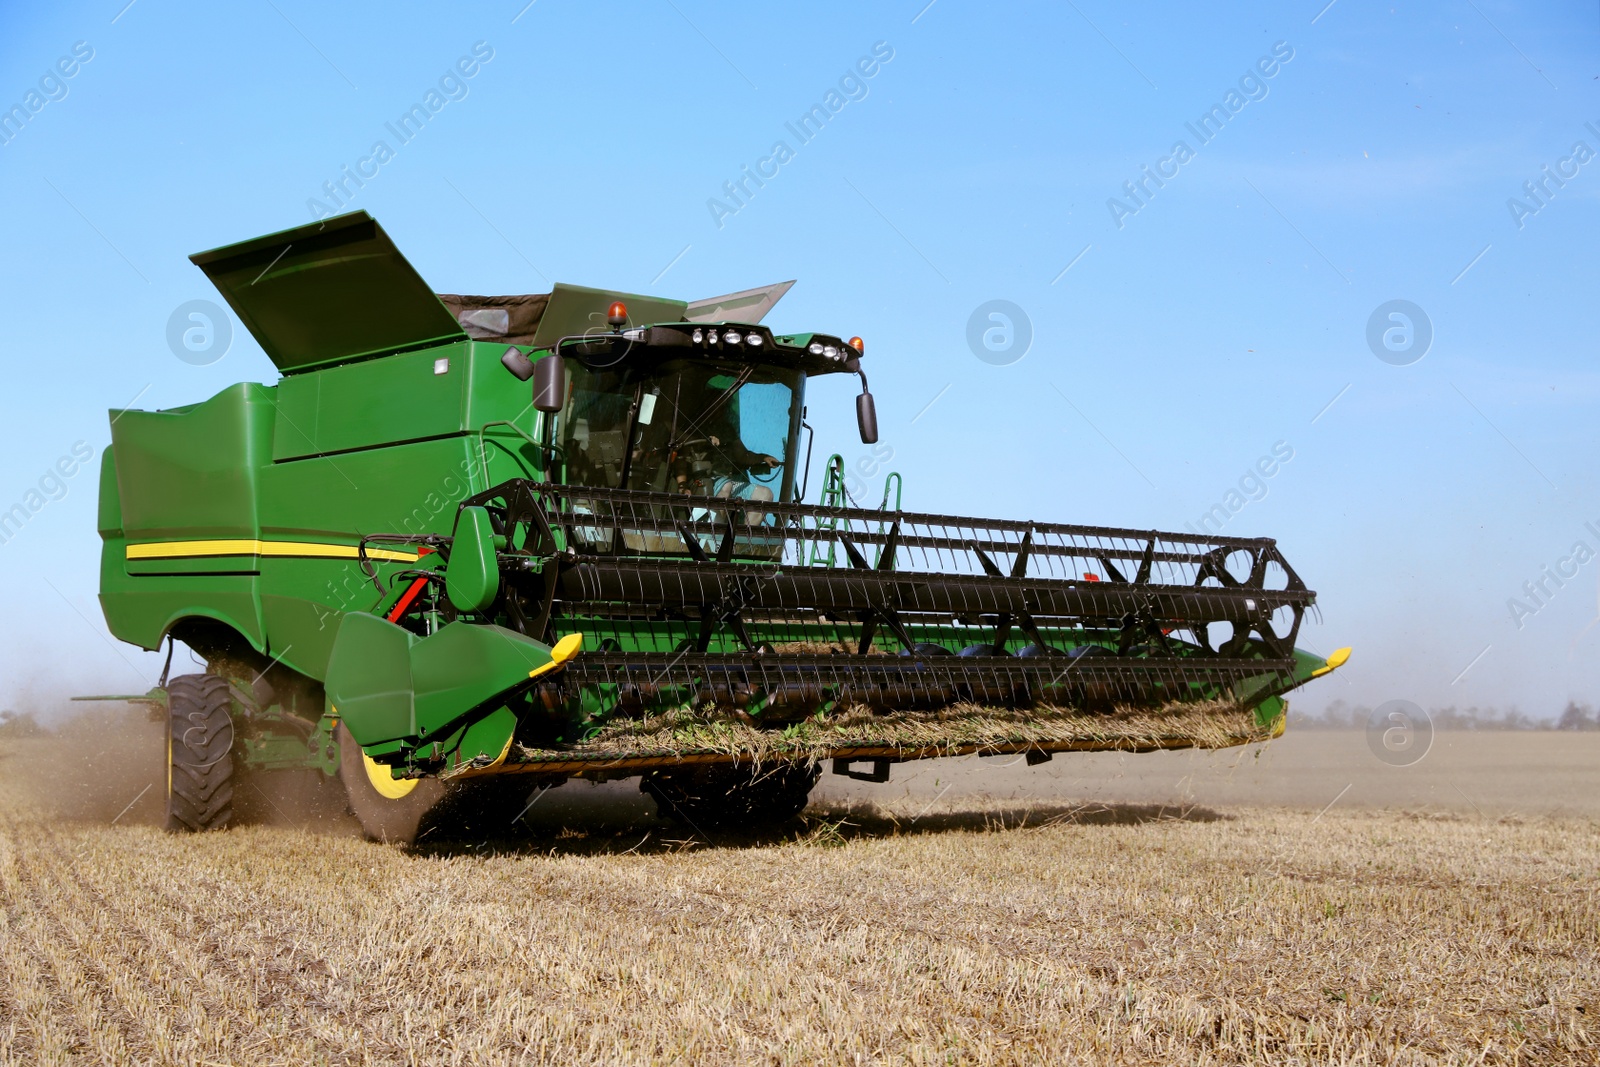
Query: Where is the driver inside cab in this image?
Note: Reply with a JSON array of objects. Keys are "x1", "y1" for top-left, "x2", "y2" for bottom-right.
[
  {"x1": 645, "y1": 372, "x2": 778, "y2": 501},
  {"x1": 558, "y1": 359, "x2": 797, "y2": 512}
]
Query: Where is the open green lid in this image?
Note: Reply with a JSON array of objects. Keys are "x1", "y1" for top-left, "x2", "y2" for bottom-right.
[{"x1": 190, "y1": 211, "x2": 467, "y2": 373}]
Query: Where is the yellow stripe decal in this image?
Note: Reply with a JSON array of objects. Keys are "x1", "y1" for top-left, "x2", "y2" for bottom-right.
[{"x1": 126, "y1": 539, "x2": 419, "y2": 563}]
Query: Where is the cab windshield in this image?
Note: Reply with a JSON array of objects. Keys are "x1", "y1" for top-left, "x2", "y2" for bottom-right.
[{"x1": 555, "y1": 358, "x2": 804, "y2": 504}]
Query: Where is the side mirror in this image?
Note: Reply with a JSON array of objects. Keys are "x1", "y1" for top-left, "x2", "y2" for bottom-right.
[
  {"x1": 532, "y1": 353, "x2": 566, "y2": 413},
  {"x1": 500, "y1": 345, "x2": 535, "y2": 381},
  {"x1": 446, "y1": 506, "x2": 500, "y2": 614},
  {"x1": 856, "y1": 391, "x2": 879, "y2": 445}
]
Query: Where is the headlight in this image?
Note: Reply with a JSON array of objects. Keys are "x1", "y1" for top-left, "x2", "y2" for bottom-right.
[
  {"x1": 724, "y1": 330, "x2": 742, "y2": 344},
  {"x1": 746, "y1": 333, "x2": 762, "y2": 347},
  {"x1": 808, "y1": 342, "x2": 823, "y2": 355},
  {"x1": 691, "y1": 328, "x2": 704, "y2": 344},
  {"x1": 823, "y1": 344, "x2": 838, "y2": 359}
]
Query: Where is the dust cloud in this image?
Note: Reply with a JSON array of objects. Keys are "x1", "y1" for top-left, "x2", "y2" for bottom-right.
[
  {"x1": 3, "y1": 698, "x2": 1595, "y2": 841},
  {"x1": 4, "y1": 701, "x2": 167, "y2": 825},
  {"x1": 816, "y1": 729, "x2": 1600, "y2": 818},
  {"x1": 1, "y1": 699, "x2": 354, "y2": 832}
]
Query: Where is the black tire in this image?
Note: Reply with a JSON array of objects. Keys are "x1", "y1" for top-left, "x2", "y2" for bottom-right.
[
  {"x1": 165, "y1": 674, "x2": 236, "y2": 833},
  {"x1": 641, "y1": 761, "x2": 820, "y2": 833},
  {"x1": 337, "y1": 724, "x2": 446, "y2": 845}
]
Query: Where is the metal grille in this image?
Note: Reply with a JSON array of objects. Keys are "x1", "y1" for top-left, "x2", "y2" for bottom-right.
[{"x1": 468, "y1": 482, "x2": 1316, "y2": 716}]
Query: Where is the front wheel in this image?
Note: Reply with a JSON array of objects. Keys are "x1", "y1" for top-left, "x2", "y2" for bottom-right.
[{"x1": 337, "y1": 724, "x2": 446, "y2": 844}]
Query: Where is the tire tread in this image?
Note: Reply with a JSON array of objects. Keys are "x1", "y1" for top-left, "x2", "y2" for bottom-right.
[{"x1": 165, "y1": 673, "x2": 235, "y2": 833}]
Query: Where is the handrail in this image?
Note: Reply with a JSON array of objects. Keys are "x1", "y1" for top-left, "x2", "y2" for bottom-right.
[
  {"x1": 810, "y1": 454, "x2": 848, "y2": 567},
  {"x1": 473, "y1": 418, "x2": 545, "y2": 493}
]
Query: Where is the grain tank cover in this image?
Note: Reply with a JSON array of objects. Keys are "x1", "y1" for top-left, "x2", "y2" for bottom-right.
[
  {"x1": 434, "y1": 285, "x2": 690, "y2": 350},
  {"x1": 190, "y1": 210, "x2": 467, "y2": 373},
  {"x1": 527, "y1": 283, "x2": 688, "y2": 348}
]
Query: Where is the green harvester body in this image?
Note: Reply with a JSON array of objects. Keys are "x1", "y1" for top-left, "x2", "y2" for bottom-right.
[{"x1": 96, "y1": 212, "x2": 1346, "y2": 837}]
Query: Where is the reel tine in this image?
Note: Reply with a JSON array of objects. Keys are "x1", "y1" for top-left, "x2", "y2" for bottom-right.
[
  {"x1": 677, "y1": 523, "x2": 710, "y2": 563},
  {"x1": 838, "y1": 537, "x2": 872, "y2": 571},
  {"x1": 877, "y1": 520, "x2": 901, "y2": 571},
  {"x1": 716, "y1": 513, "x2": 738, "y2": 564},
  {"x1": 1011, "y1": 527, "x2": 1034, "y2": 579},
  {"x1": 1134, "y1": 536, "x2": 1155, "y2": 585},
  {"x1": 1097, "y1": 554, "x2": 1128, "y2": 583}
]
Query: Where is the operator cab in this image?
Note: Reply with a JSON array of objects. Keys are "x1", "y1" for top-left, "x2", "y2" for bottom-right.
[
  {"x1": 437, "y1": 277, "x2": 875, "y2": 505},
  {"x1": 559, "y1": 356, "x2": 802, "y2": 505}
]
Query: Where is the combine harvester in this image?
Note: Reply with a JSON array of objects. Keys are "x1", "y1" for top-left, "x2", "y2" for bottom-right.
[{"x1": 97, "y1": 212, "x2": 1348, "y2": 841}]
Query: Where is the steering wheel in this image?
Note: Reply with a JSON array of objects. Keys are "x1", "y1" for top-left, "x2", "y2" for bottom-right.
[{"x1": 749, "y1": 458, "x2": 782, "y2": 486}]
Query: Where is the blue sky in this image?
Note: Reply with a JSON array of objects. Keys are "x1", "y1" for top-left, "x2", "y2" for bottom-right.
[{"x1": 1, "y1": 0, "x2": 1597, "y2": 719}]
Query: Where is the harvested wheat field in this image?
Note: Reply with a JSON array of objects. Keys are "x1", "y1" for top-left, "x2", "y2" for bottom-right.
[{"x1": 1, "y1": 726, "x2": 1597, "y2": 1066}]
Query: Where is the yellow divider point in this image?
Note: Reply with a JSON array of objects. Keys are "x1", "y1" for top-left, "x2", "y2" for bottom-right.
[
  {"x1": 1310, "y1": 646, "x2": 1352, "y2": 678},
  {"x1": 529, "y1": 633, "x2": 584, "y2": 679}
]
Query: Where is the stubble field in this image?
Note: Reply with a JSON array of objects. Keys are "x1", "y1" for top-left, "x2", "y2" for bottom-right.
[{"x1": 0, "y1": 718, "x2": 1596, "y2": 1065}]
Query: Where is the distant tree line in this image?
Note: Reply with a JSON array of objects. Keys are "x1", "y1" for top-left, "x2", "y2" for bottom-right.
[{"x1": 1292, "y1": 700, "x2": 1600, "y2": 731}]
